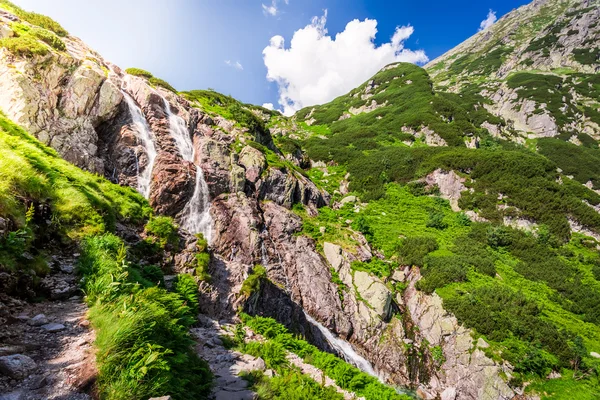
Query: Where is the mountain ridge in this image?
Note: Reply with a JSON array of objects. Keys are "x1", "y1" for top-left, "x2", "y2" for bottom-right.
[{"x1": 0, "y1": 0, "x2": 600, "y2": 399}]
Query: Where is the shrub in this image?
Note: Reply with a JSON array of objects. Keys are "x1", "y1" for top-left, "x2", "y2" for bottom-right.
[
  {"x1": 426, "y1": 211, "x2": 448, "y2": 230},
  {"x1": 125, "y1": 68, "x2": 153, "y2": 79},
  {"x1": 397, "y1": 236, "x2": 438, "y2": 267},
  {"x1": 0, "y1": 35, "x2": 49, "y2": 57},
  {"x1": 0, "y1": 0, "x2": 68, "y2": 36},
  {"x1": 240, "y1": 265, "x2": 267, "y2": 298},
  {"x1": 145, "y1": 216, "x2": 178, "y2": 249},
  {"x1": 174, "y1": 273, "x2": 199, "y2": 312},
  {"x1": 149, "y1": 77, "x2": 177, "y2": 93},
  {"x1": 417, "y1": 255, "x2": 468, "y2": 293},
  {"x1": 195, "y1": 252, "x2": 211, "y2": 281}
]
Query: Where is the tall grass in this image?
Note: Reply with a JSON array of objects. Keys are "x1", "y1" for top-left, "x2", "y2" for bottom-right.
[{"x1": 79, "y1": 234, "x2": 213, "y2": 400}]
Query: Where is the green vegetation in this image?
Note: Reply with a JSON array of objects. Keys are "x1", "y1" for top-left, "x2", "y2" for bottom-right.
[
  {"x1": 0, "y1": 0, "x2": 68, "y2": 36},
  {"x1": 182, "y1": 90, "x2": 274, "y2": 140},
  {"x1": 573, "y1": 48, "x2": 600, "y2": 65},
  {"x1": 125, "y1": 68, "x2": 177, "y2": 93},
  {"x1": 240, "y1": 265, "x2": 267, "y2": 298},
  {"x1": 299, "y1": 63, "x2": 500, "y2": 150},
  {"x1": 145, "y1": 216, "x2": 179, "y2": 249},
  {"x1": 125, "y1": 68, "x2": 154, "y2": 79},
  {"x1": 240, "y1": 314, "x2": 411, "y2": 400},
  {"x1": 149, "y1": 77, "x2": 177, "y2": 93},
  {"x1": 0, "y1": 34, "x2": 49, "y2": 57},
  {"x1": 242, "y1": 369, "x2": 345, "y2": 399},
  {"x1": 79, "y1": 234, "x2": 212, "y2": 399},
  {"x1": 0, "y1": 112, "x2": 149, "y2": 281},
  {"x1": 538, "y1": 139, "x2": 600, "y2": 188},
  {"x1": 194, "y1": 233, "x2": 211, "y2": 281}
]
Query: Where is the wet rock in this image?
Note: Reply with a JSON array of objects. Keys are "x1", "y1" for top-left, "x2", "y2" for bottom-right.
[
  {"x1": 149, "y1": 153, "x2": 196, "y2": 217},
  {"x1": 0, "y1": 354, "x2": 37, "y2": 378},
  {"x1": 40, "y1": 323, "x2": 66, "y2": 333},
  {"x1": 27, "y1": 314, "x2": 48, "y2": 327}
]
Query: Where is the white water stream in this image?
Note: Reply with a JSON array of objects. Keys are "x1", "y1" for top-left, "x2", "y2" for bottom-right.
[
  {"x1": 121, "y1": 91, "x2": 157, "y2": 199},
  {"x1": 162, "y1": 97, "x2": 213, "y2": 243},
  {"x1": 304, "y1": 312, "x2": 378, "y2": 377}
]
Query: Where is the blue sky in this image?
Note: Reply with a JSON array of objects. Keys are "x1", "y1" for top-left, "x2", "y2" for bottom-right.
[{"x1": 13, "y1": 0, "x2": 530, "y2": 112}]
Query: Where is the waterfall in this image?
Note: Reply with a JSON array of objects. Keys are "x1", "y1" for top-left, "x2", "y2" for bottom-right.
[
  {"x1": 162, "y1": 97, "x2": 213, "y2": 243},
  {"x1": 304, "y1": 312, "x2": 378, "y2": 377},
  {"x1": 121, "y1": 91, "x2": 157, "y2": 199}
]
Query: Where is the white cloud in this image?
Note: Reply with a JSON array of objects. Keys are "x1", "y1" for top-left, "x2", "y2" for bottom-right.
[
  {"x1": 262, "y1": 103, "x2": 275, "y2": 110},
  {"x1": 263, "y1": 11, "x2": 428, "y2": 115},
  {"x1": 479, "y1": 10, "x2": 497, "y2": 32},
  {"x1": 262, "y1": 1, "x2": 278, "y2": 16},
  {"x1": 262, "y1": 0, "x2": 289, "y2": 17},
  {"x1": 225, "y1": 60, "x2": 244, "y2": 70}
]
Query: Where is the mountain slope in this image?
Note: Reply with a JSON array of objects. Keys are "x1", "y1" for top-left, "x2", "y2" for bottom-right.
[
  {"x1": 2, "y1": 0, "x2": 600, "y2": 399},
  {"x1": 427, "y1": 0, "x2": 600, "y2": 141}
]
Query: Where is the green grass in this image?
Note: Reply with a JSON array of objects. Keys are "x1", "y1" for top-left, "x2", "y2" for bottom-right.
[
  {"x1": 0, "y1": 112, "x2": 150, "y2": 238},
  {"x1": 242, "y1": 368, "x2": 346, "y2": 399},
  {"x1": 0, "y1": 0, "x2": 68, "y2": 36},
  {"x1": 240, "y1": 314, "x2": 412, "y2": 400},
  {"x1": 0, "y1": 35, "x2": 49, "y2": 57},
  {"x1": 0, "y1": 112, "x2": 150, "y2": 279},
  {"x1": 79, "y1": 234, "x2": 213, "y2": 400},
  {"x1": 125, "y1": 68, "x2": 153, "y2": 79},
  {"x1": 125, "y1": 68, "x2": 177, "y2": 93}
]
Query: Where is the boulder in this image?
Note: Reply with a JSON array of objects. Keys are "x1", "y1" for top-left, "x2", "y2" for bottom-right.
[
  {"x1": 441, "y1": 387, "x2": 457, "y2": 400},
  {"x1": 239, "y1": 145, "x2": 266, "y2": 183},
  {"x1": 0, "y1": 354, "x2": 37, "y2": 378},
  {"x1": 323, "y1": 242, "x2": 343, "y2": 271},
  {"x1": 353, "y1": 271, "x2": 393, "y2": 320},
  {"x1": 27, "y1": 314, "x2": 48, "y2": 327},
  {"x1": 149, "y1": 153, "x2": 196, "y2": 217}
]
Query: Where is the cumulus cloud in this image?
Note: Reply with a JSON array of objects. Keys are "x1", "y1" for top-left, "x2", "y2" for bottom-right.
[
  {"x1": 225, "y1": 60, "x2": 243, "y2": 70},
  {"x1": 479, "y1": 10, "x2": 497, "y2": 31},
  {"x1": 262, "y1": 0, "x2": 288, "y2": 17},
  {"x1": 263, "y1": 11, "x2": 428, "y2": 115},
  {"x1": 262, "y1": 103, "x2": 275, "y2": 110}
]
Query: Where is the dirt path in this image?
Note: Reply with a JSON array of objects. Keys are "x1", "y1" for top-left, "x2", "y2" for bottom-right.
[{"x1": 0, "y1": 257, "x2": 96, "y2": 400}]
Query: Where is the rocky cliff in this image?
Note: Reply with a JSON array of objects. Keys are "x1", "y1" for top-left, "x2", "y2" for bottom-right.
[{"x1": 1, "y1": 0, "x2": 600, "y2": 399}]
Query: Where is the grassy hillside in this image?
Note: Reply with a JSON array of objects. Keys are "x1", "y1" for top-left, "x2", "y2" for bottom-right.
[
  {"x1": 269, "y1": 56, "x2": 600, "y2": 398},
  {"x1": 0, "y1": 113, "x2": 213, "y2": 399}
]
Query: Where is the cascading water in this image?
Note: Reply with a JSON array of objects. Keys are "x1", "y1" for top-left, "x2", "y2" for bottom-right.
[
  {"x1": 121, "y1": 91, "x2": 157, "y2": 199},
  {"x1": 305, "y1": 313, "x2": 417, "y2": 397},
  {"x1": 304, "y1": 312, "x2": 378, "y2": 377},
  {"x1": 162, "y1": 97, "x2": 213, "y2": 243}
]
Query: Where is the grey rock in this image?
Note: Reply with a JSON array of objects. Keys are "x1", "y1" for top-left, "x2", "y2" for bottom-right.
[
  {"x1": 0, "y1": 354, "x2": 37, "y2": 378},
  {"x1": 323, "y1": 242, "x2": 343, "y2": 271},
  {"x1": 40, "y1": 323, "x2": 66, "y2": 332},
  {"x1": 27, "y1": 314, "x2": 48, "y2": 327},
  {"x1": 477, "y1": 338, "x2": 490, "y2": 349},
  {"x1": 0, "y1": 390, "x2": 25, "y2": 400}
]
